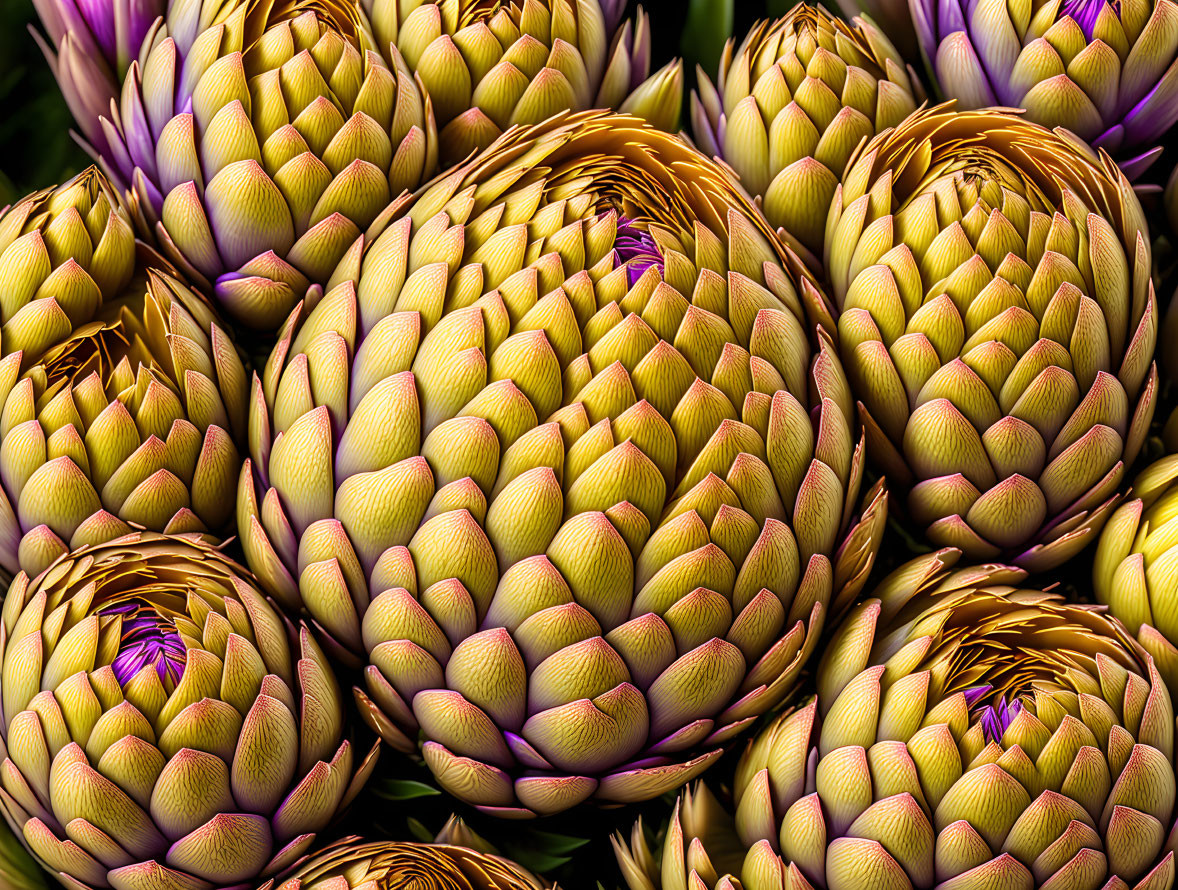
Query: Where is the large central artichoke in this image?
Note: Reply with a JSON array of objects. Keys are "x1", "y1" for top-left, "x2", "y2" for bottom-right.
[
  {"x1": 0, "y1": 532, "x2": 380, "y2": 890},
  {"x1": 237, "y1": 111, "x2": 888, "y2": 817},
  {"x1": 364, "y1": 0, "x2": 684, "y2": 163},
  {"x1": 691, "y1": 3, "x2": 920, "y2": 257},
  {"x1": 827, "y1": 107, "x2": 1157, "y2": 572},
  {"x1": 101, "y1": 0, "x2": 438, "y2": 330},
  {"x1": 617, "y1": 548, "x2": 1177, "y2": 890},
  {"x1": 912, "y1": 0, "x2": 1178, "y2": 177},
  {"x1": 0, "y1": 268, "x2": 248, "y2": 578}
]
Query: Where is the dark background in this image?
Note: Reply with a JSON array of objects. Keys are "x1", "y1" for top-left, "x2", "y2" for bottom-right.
[{"x1": 0, "y1": 0, "x2": 785, "y2": 203}]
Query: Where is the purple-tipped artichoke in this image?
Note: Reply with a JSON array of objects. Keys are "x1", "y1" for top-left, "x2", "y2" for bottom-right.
[
  {"x1": 827, "y1": 107, "x2": 1157, "y2": 572},
  {"x1": 30, "y1": 0, "x2": 164, "y2": 159},
  {"x1": 912, "y1": 0, "x2": 1178, "y2": 178},
  {"x1": 237, "y1": 111, "x2": 888, "y2": 817},
  {"x1": 0, "y1": 532, "x2": 380, "y2": 890},
  {"x1": 99, "y1": 0, "x2": 438, "y2": 331},
  {"x1": 617, "y1": 548, "x2": 1178, "y2": 890}
]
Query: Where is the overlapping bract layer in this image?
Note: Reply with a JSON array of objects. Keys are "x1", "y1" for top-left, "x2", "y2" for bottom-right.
[
  {"x1": 260, "y1": 836, "x2": 548, "y2": 890},
  {"x1": 1096, "y1": 454, "x2": 1178, "y2": 693},
  {"x1": 0, "y1": 269, "x2": 248, "y2": 579},
  {"x1": 0, "y1": 168, "x2": 135, "y2": 369},
  {"x1": 912, "y1": 0, "x2": 1178, "y2": 178},
  {"x1": 617, "y1": 548, "x2": 1178, "y2": 890},
  {"x1": 691, "y1": 4, "x2": 919, "y2": 257},
  {"x1": 827, "y1": 108, "x2": 1157, "y2": 571},
  {"x1": 0, "y1": 818, "x2": 46, "y2": 890},
  {"x1": 31, "y1": 0, "x2": 163, "y2": 160},
  {"x1": 0, "y1": 532, "x2": 379, "y2": 890},
  {"x1": 366, "y1": 0, "x2": 683, "y2": 163},
  {"x1": 237, "y1": 111, "x2": 887, "y2": 817},
  {"x1": 103, "y1": 0, "x2": 438, "y2": 330}
]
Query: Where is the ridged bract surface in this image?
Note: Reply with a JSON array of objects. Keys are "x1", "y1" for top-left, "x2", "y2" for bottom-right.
[
  {"x1": 0, "y1": 532, "x2": 379, "y2": 890},
  {"x1": 0, "y1": 270, "x2": 248, "y2": 578},
  {"x1": 102, "y1": 0, "x2": 437, "y2": 330},
  {"x1": 237, "y1": 111, "x2": 888, "y2": 817},
  {"x1": 617, "y1": 548, "x2": 1177, "y2": 890},
  {"x1": 827, "y1": 107, "x2": 1157, "y2": 572}
]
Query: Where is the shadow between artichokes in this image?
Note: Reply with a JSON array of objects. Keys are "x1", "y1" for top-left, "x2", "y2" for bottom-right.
[
  {"x1": 98, "y1": 0, "x2": 438, "y2": 331},
  {"x1": 827, "y1": 106, "x2": 1157, "y2": 573},
  {"x1": 617, "y1": 547, "x2": 1178, "y2": 890},
  {"x1": 237, "y1": 110, "x2": 889, "y2": 818},
  {"x1": 0, "y1": 531, "x2": 380, "y2": 890}
]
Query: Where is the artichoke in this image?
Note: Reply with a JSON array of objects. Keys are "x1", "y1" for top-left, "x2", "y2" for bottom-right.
[
  {"x1": 0, "y1": 531, "x2": 379, "y2": 890},
  {"x1": 827, "y1": 107, "x2": 1157, "y2": 572},
  {"x1": 911, "y1": 0, "x2": 1178, "y2": 178},
  {"x1": 101, "y1": 0, "x2": 438, "y2": 331},
  {"x1": 258, "y1": 836, "x2": 547, "y2": 890},
  {"x1": 617, "y1": 547, "x2": 1178, "y2": 890},
  {"x1": 237, "y1": 111, "x2": 888, "y2": 817},
  {"x1": 0, "y1": 818, "x2": 47, "y2": 890},
  {"x1": 1096, "y1": 453, "x2": 1178, "y2": 692},
  {"x1": 0, "y1": 167, "x2": 136, "y2": 368},
  {"x1": 0, "y1": 267, "x2": 248, "y2": 579},
  {"x1": 366, "y1": 0, "x2": 684, "y2": 164},
  {"x1": 31, "y1": 0, "x2": 164, "y2": 159},
  {"x1": 831, "y1": 0, "x2": 919, "y2": 58},
  {"x1": 691, "y1": 3, "x2": 920, "y2": 258}
]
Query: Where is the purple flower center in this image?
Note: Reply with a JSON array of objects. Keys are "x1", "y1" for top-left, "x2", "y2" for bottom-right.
[
  {"x1": 105, "y1": 603, "x2": 186, "y2": 687},
  {"x1": 1062, "y1": 0, "x2": 1115, "y2": 39},
  {"x1": 965, "y1": 685, "x2": 1023, "y2": 743},
  {"x1": 614, "y1": 220, "x2": 664, "y2": 287}
]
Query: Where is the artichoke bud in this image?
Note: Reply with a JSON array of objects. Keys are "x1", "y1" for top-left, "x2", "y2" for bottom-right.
[
  {"x1": 239, "y1": 110, "x2": 890, "y2": 817},
  {"x1": 0, "y1": 533, "x2": 379, "y2": 890},
  {"x1": 620, "y1": 548, "x2": 1178, "y2": 890},
  {"x1": 828, "y1": 107, "x2": 1157, "y2": 573},
  {"x1": 102, "y1": 0, "x2": 439, "y2": 331}
]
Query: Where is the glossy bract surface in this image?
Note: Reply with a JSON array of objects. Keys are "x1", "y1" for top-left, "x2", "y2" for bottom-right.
[
  {"x1": 827, "y1": 108, "x2": 1157, "y2": 572},
  {"x1": 0, "y1": 269, "x2": 248, "y2": 579},
  {"x1": 691, "y1": 3, "x2": 919, "y2": 258},
  {"x1": 0, "y1": 168, "x2": 135, "y2": 369},
  {"x1": 237, "y1": 111, "x2": 888, "y2": 817},
  {"x1": 0, "y1": 532, "x2": 379, "y2": 890},
  {"x1": 912, "y1": 0, "x2": 1178, "y2": 178},
  {"x1": 617, "y1": 548, "x2": 1178, "y2": 890},
  {"x1": 367, "y1": 0, "x2": 683, "y2": 164},
  {"x1": 102, "y1": 0, "x2": 438, "y2": 330}
]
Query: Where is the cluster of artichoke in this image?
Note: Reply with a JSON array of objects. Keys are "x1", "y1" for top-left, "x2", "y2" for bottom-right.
[{"x1": 2, "y1": 0, "x2": 1178, "y2": 888}]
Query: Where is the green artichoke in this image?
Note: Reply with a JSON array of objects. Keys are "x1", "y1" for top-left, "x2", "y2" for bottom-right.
[
  {"x1": 258, "y1": 836, "x2": 547, "y2": 890},
  {"x1": 827, "y1": 107, "x2": 1157, "y2": 572},
  {"x1": 0, "y1": 531, "x2": 379, "y2": 890},
  {"x1": 101, "y1": 0, "x2": 438, "y2": 331},
  {"x1": 617, "y1": 547, "x2": 1178, "y2": 890},
  {"x1": 0, "y1": 268, "x2": 248, "y2": 579},
  {"x1": 238, "y1": 111, "x2": 888, "y2": 817},
  {"x1": 366, "y1": 0, "x2": 684, "y2": 164},
  {"x1": 1095, "y1": 453, "x2": 1178, "y2": 692},
  {"x1": 691, "y1": 3, "x2": 920, "y2": 258},
  {"x1": 0, "y1": 168, "x2": 135, "y2": 368}
]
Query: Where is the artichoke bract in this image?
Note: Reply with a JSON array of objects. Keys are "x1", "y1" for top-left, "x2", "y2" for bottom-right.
[
  {"x1": 0, "y1": 532, "x2": 380, "y2": 890},
  {"x1": 0, "y1": 168, "x2": 135, "y2": 368},
  {"x1": 101, "y1": 0, "x2": 438, "y2": 331},
  {"x1": 0, "y1": 818, "x2": 47, "y2": 890},
  {"x1": 827, "y1": 107, "x2": 1157, "y2": 572},
  {"x1": 237, "y1": 111, "x2": 888, "y2": 817},
  {"x1": 1096, "y1": 453, "x2": 1178, "y2": 693},
  {"x1": 911, "y1": 0, "x2": 1178, "y2": 178},
  {"x1": 30, "y1": 0, "x2": 163, "y2": 161},
  {"x1": 258, "y1": 836, "x2": 548, "y2": 890},
  {"x1": 617, "y1": 548, "x2": 1178, "y2": 890},
  {"x1": 0, "y1": 268, "x2": 248, "y2": 579},
  {"x1": 691, "y1": 3, "x2": 920, "y2": 259},
  {"x1": 366, "y1": 0, "x2": 684, "y2": 164}
]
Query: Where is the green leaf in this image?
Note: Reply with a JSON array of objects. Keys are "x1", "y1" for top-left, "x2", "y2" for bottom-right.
[
  {"x1": 681, "y1": 0, "x2": 735, "y2": 77},
  {"x1": 406, "y1": 818, "x2": 434, "y2": 843},
  {"x1": 371, "y1": 779, "x2": 442, "y2": 801}
]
